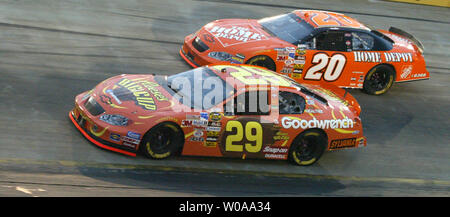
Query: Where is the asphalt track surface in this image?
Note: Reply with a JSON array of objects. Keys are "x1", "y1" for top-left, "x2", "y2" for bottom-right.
[{"x1": 0, "y1": 0, "x2": 449, "y2": 197}]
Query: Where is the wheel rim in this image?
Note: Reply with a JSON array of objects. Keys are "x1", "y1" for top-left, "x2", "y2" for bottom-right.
[
  {"x1": 294, "y1": 136, "x2": 318, "y2": 161},
  {"x1": 147, "y1": 126, "x2": 173, "y2": 153},
  {"x1": 368, "y1": 70, "x2": 389, "y2": 91}
]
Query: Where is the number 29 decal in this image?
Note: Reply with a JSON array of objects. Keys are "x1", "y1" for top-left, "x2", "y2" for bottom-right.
[
  {"x1": 304, "y1": 53, "x2": 347, "y2": 82},
  {"x1": 225, "y1": 120, "x2": 263, "y2": 153}
]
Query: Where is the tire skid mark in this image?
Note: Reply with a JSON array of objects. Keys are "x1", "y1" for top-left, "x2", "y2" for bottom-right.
[
  {"x1": 0, "y1": 22, "x2": 182, "y2": 45},
  {"x1": 195, "y1": 0, "x2": 450, "y2": 24},
  {"x1": 0, "y1": 49, "x2": 179, "y2": 61}
]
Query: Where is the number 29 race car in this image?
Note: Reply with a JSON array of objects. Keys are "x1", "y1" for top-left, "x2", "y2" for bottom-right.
[
  {"x1": 180, "y1": 9, "x2": 430, "y2": 95},
  {"x1": 69, "y1": 64, "x2": 366, "y2": 166}
]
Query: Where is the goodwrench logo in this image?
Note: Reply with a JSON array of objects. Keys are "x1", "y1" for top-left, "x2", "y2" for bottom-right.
[{"x1": 281, "y1": 117, "x2": 354, "y2": 129}]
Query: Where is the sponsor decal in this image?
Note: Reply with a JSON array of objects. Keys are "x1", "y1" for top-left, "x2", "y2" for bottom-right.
[
  {"x1": 204, "y1": 141, "x2": 217, "y2": 147},
  {"x1": 190, "y1": 137, "x2": 204, "y2": 142},
  {"x1": 304, "y1": 108, "x2": 323, "y2": 114},
  {"x1": 109, "y1": 133, "x2": 121, "y2": 142},
  {"x1": 122, "y1": 142, "x2": 136, "y2": 149},
  {"x1": 282, "y1": 117, "x2": 354, "y2": 129},
  {"x1": 203, "y1": 34, "x2": 215, "y2": 43},
  {"x1": 181, "y1": 120, "x2": 192, "y2": 127},
  {"x1": 264, "y1": 153, "x2": 286, "y2": 159},
  {"x1": 207, "y1": 131, "x2": 220, "y2": 137},
  {"x1": 384, "y1": 52, "x2": 413, "y2": 63},
  {"x1": 193, "y1": 120, "x2": 209, "y2": 127},
  {"x1": 182, "y1": 119, "x2": 209, "y2": 128},
  {"x1": 401, "y1": 65, "x2": 413, "y2": 79},
  {"x1": 193, "y1": 128, "x2": 204, "y2": 137},
  {"x1": 115, "y1": 78, "x2": 168, "y2": 111},
  {"x1": 209, "y1": 112, "x2": 222, "y2": 121},
  {"x1": 122, "y1": 136, "x2": 140, "y2": 145},
  {"x1": 353, "y1": 51, "x2": 382, "y2": 63},
  {"x1": 412, "y1": 73, "x2": 426, "y2": 78},
  {"x1": 281, "y1": 66, "x2": 293, "y2": 74},
  {"x1": 200, "y1": 112, "x2": 209, "y2": 120},
  {"x1": 206, "y1": 126, "x2": 221, "y2": 132},
  {"x1": 127, "y1": 131, "x2": 141, "y2": 140},
  {"x1": 207, "y1": 25, "x2": 267, "y2": 46},
  {"x1": 273, "y1": 131, "x2": 289, "y2": 141},
  {"x1": 329, "y1": 138, "x2": 357, "y2": 150},
  {"x1": 206, "y1": 137, "x2": 218, "y2": 142},
  {"x1": 353, "y1": 51, "x2": 413, "y2": 63},
  {"x1": 263, "y1": 146, "x2": 288, "y2": 154},
  {"x1": 230, "y1": 56, "x2": 244, "y2": 64},
  {"x1": 208, "y1": 121, "x2": 221, "y2": 127}
]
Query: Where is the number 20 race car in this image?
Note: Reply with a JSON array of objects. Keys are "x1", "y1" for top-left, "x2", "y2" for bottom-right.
[
  {"x1": 69, "y1": 64, "x2": 366, "y2": 166},
  {"x1": 180, "y1": 9, "x2": 430, "y2": 95}
]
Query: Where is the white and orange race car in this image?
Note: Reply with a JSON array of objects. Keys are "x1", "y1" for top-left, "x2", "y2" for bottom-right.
[
  {"x1": 180, "y1": 9, "x2": 430, "y2": 95},
  {"x1": 70, "y1": 65, "x2": 366, "y2": 166}
]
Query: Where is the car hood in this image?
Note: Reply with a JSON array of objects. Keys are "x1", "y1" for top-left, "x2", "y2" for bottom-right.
[
  {"x1": 198, "y1": 19, "x2": 290, "y2": 52},
  {"x1": 89, "y1": 74, "x2": 177, "y2": 116}
]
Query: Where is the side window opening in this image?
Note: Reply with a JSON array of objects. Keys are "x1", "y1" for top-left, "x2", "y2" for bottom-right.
[
  {"x1": 352, "y1": 32, "x2": 375, "y2": 51},
  {"x1": 315, "y1": 30, "x2": 346, "y2": 51},
  {"x1": 279, "y1": 91, "x2": 306, "y2": 115},
  {"x1": 225, "y1": 91, "x2": 270, "y2": 116}
]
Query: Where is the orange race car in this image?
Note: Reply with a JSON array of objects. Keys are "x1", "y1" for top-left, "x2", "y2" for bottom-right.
[
  {"x1": 69, "y1": 64, "x2": 366, "y2": 166},
  {"x1": 180, "y1": 10, "x2": 430, "y2": 95}
]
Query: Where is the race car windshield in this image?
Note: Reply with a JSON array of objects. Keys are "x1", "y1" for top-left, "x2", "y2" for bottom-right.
[
  {"x1": 259, "y1": 13, "x2": 314, "y2": 44},
  {"x1": 167, "y1": 68, "x2": 235, "y2": 110}
]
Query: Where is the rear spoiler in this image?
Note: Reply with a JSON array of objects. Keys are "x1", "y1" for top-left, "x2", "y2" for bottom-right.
[{"x1": 389, "y1": 27, "x2": 424, "y2": 53}]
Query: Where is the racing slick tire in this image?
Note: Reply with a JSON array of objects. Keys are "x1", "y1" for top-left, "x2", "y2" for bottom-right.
[
  {"x1": 140, "y1": 122, "x2": 184, "y2": 159},
  {"x1": 245, "y1": 55, "x2": 276, "y2": 71},
  {"x1": 288, "y1": 129, "x2": 327, "y2": 166},
  {"x1": 362, "y1": 64, "x2": 395, "y2": 95}
]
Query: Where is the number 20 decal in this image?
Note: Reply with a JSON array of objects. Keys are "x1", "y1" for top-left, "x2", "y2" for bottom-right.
[{"x1": 304, "y1": 53, "x2": 347, "y2": 82}]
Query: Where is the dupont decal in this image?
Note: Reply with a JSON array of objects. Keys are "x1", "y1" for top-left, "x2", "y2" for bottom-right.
[
  {"x1": 207, "y1": 24, "x2": 268, "y2": 47},
  {"x1": 281, "y1": 117, "x2": 354, "y2": 129}
]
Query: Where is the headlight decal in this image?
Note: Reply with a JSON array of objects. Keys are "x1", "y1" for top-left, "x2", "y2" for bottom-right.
[
  {"x1": 99, "y1": 114, "x2": 129, "y2": 126},
  {"x1": 208, "y1": 51, "x2": 232, "y2": 61}
]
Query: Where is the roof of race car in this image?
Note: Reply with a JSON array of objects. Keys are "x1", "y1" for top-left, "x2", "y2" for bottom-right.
[
  {"x1": 207, "y1": 64, "x2": 298, "y2": 90},
  {"x1": 293, "y1": 10, "x2": 370, "y2": 30}
]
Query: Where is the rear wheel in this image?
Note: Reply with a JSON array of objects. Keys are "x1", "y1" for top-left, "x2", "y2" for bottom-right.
[
  {"x1": 140, "y1": 122, "x2": 184, "y2": 159},
  {"x1": 362, "y1": 65, "x2": 395, "y2": 95},
  {"x1": 245, "y1": 55, "x2": 276, "y2": 71},
  {"x1": 289, "y1": 129, "x2": 327, "y2": 166}
]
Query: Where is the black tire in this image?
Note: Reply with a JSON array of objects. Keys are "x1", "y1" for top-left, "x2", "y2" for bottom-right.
[
  {"x1": 245, "y1": 55, "x2": 276, "y2": 71},
  {"x1": 288, "y1": 129, "x2": 327, "y2": 166},
  {"x1": 140, "y1": 122, "x2": 184, "y2": 159},
  {"x1": 362, "y1": 65, "x2": 395, "y2": 95}
]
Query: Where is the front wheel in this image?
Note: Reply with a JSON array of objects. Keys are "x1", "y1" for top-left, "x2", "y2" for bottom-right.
[
  {"x1": 245, "y1": 55, "x2": 276, "y2": 71},
  {"x1": 362, "y1": 65, "x2": 395, "y2": 95},
  {"x1": 140, "y1": 122, "x2": 184, "y2": 159},
  {"x1": 288, "y1": 130, "x2": 327, "y2": 166}
]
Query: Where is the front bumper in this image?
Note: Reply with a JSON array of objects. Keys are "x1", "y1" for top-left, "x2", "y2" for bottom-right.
[
  {"x1": 69, "y1": 101, "x2": 138, "y2": 157},
  {"x1": 179, "y1": 34, "x2": 220, "y2": 68}
]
